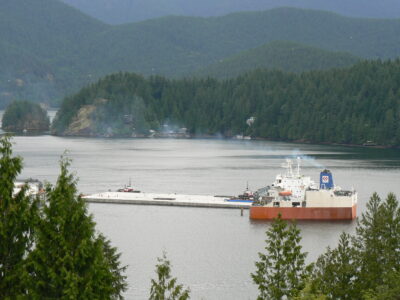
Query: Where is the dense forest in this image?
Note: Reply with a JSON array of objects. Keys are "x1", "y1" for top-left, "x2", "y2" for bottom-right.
[
  {"x1": 2, "y1": 101, "x2": 49, "y2": 132},
  {"x1": 2, "y1": 0, "x2": 400, "y2": 107},
  {"x1": 53, "y1": 59, "x2": 400, "y2": 147},
  {"x1": 194, "y1": 41, "x2": 359, "y2": 79}
]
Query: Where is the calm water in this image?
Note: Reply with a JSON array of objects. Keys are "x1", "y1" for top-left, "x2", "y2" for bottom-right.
[{"x1": 11, "y1": 136, "x2": 400, "y2": 299}]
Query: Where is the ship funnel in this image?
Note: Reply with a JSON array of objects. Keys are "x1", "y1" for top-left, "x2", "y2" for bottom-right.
[{"x1": 320, "y1": 169, "x2": 334, "y2": 189}]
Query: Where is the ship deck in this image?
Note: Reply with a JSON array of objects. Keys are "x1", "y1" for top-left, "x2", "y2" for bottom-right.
[{"x1": 83, "y1": 192, "x2": 252, "y2": 209}]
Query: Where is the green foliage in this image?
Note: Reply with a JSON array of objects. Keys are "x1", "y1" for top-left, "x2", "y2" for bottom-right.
[
  {"x1": 2, "y1": 100, "x2": 50, "y2": 132},
  {"x1": 98, "y1": 234, "x2": 128, "y2": 299},
  {"x1": 251, "y1": 215, "x2": 308, "y2": 300},
  {"x1": 362, "y1": 271, "x2": 400, "y2": 300},
  {"x1": 310, "y1": 193, "x2": 400, "y2": 300},
  {"x1": 28, "y1": 156, "x2": 127, "y2": 299},
  {"x1": 311, "y1": 233, "x2": 358, "y2": 299},
  {"x1": 293, "y1": 281, "x2": 327, "y2": 300},
  {"x1": 0, "y1": 135, "x2": 38, "y2": 298},
  {"x1": 55, "y1": 59, "x2": 400, "y2": 146},
  {"x1": 353, "y1": 193, "x2": 400, "y2": 298},
  {"x1": 150, "y1": 252, "x2": 190, "y2": 300}
]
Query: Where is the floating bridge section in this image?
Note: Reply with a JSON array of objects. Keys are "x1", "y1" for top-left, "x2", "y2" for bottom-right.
[{"x1": 83, "y1": 192, "x2": 252, "y2": 209}]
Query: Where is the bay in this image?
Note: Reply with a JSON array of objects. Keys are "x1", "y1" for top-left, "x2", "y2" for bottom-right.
[{"x1": 11, "y1": 136, "x2": 400, "y2": 299}]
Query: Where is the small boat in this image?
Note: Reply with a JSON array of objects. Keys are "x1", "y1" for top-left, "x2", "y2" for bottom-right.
[
  {"x1": 117, "y1": 179, "x2": 141, "y2": 193},
  {"x1": 226, "y1": 183, "x2": 255, "y2": 203},
  {"x1": 117, "y1": 187, "x2": 141, "y2": 193}
]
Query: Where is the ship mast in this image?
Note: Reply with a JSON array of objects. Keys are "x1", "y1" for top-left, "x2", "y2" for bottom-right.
[
  {"x1": 282, "y1": 159, "x2": 294, "y2": 177},
  {"x1": 296, "y1": 157, "x2": 301, "y2": 177}
]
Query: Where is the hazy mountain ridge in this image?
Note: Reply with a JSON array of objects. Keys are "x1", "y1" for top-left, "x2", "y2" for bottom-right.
[
  {"x1": 194, "y1": 41, "x2": 360, "y2": 78},
  {"x1": 81, "y1": 8, "x2": 400, "y2": 76},
  {"x1": 0, "y1": 0, "x2": 107, "y2": 105},
  {"x1": 2, "y1": 1, "x2": 400, "y2": 107},
  {"x1": 61, "y1": 0, "x2": 400, "y2": 24}
]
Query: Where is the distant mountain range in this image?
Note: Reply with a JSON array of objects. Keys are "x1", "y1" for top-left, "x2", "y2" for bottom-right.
[
  {"x1": 2, "y1": 0, "x2": 400, "y2": 107},
  {"x1": 61, "y1": 0, "x2": 400, "y2": 24},
  {"x1": 0, "y1": 0, "x2": 107, "y2": 106}
]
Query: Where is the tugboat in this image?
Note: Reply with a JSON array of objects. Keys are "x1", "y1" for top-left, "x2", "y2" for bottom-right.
[
  {"x1": 117, "y1": 179, "x2": 141, "y2": 193},
  {"x1": 226, "y1": 183, "x2": 255, "y2": 203},
  {"x1": 250, "y1": 158, "x2": 357, "y2": 220}
]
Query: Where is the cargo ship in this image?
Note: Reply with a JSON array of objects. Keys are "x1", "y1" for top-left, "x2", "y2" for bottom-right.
[{"x1": 250, "y1": 159, "x2": 357, "y2": 220}]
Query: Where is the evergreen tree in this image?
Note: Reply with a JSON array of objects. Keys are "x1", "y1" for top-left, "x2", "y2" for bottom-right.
[
  {"x1": 311, "y1": 233, "x2": 358, "y2": 299},
  {"x1": 293, "y1": 281, "x2": 327, "y2": 300},
  {"x1": 311, "y1": 193, "x2": 400, "y2": 299},
  {"x1": 149, "y1": 252, "x2": 190, "y2": 300},
  {"x1": 2, "y1": 100, "x2": 50, "y2": 132},
  {"x1": 362, "y1": 271, "x2": 400, "y2": 300},
  {"x1": 28, "y1": 157, "x2": 127, "y2": 299},
  {"x1": 354, "y1": 193, "x2": 400, "y2": 299},
  {"x1": 353, "y1": 193, "x2": 387, "y2": 293},
  {"x1": 0, "y1": 135, "x2": 38, "y2": 298},
  {"x1": 251, "y1": 214, "x2": 308, "y2": 300},
  {"x1": 98, "y1": 234, "x2": 128, "y2": 299},
  {"x1": 53, "y1": 60, "x2": 400, "y2": 147}
]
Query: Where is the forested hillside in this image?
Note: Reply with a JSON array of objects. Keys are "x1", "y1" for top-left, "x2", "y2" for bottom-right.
[
  {"x1": 61, "y1": 0, "x2": 400, "y2": 24},
  {"x1": 53, "y1": 60, "x2": 400, "y2": 147},
  {"x1": 194, "y1": 41, "x2": 360, "y2": 78},
  {"x1": 2, "y1": 101, "x2": 49, "y2": 132},
  {"x1": 0, "y1": 0, "x2": 107, "y2": 106},
  {"x1": 2, "y1": 1, "x2": 400, "y2": 107},
  {"x1": 87, "y1": 8, "x2": 400, "y2": 76}
]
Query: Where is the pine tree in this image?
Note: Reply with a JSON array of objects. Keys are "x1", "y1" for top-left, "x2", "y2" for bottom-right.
[
  {"x1": 311, "y1": 233, "x2": 358, "y2": 299},
  {"x1": 354, "y1": 193, "x2": 400, "y2": 299},
  {"x1": 0, "y1": 135, "x2": 38, "y2": 298},
  {"x1": 149, "y1": 252, "x2": 190, "y2": 300},
  {"x1": 98, "y1": 234, "x2": 128, "y2": 299},
  {"x1": 305, "y1": 193, "x2": 400, "y2": 299},
  {"x1": 353, "y1": 193, "x2": 387, "y2": 294},
  {"x1": 293, "y1": 281, "x2": 327, "y2": 300},
  {"x1": 28, "y1": 156, "x2": 127, "y2": 299},
  {"x1": 362, "y1": 271, "x2": 400, "y2": 300},
  {"x1": 251, "y1": 214, "x2": 308, "y2": 300}
]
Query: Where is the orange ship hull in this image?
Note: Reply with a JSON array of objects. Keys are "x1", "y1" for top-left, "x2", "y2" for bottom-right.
[{"x1": 250, "y1": 205, "x2": 357, "y2": 220}]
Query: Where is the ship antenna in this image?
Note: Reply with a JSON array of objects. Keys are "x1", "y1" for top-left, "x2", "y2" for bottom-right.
[{"x1": 297, "y1": 157, "x2": 301, "y2": 176}]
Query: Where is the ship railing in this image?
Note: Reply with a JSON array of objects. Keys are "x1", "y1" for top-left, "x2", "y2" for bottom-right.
[
  {"x1": 333, "y1": 190, "x2": 355, "y2": 197},
  {"x1": 256, "y1": 186, "x2": 270, "y2": 196},
  {"x1": 252, "y1": 195, "x2": 274, "y2": 206}
]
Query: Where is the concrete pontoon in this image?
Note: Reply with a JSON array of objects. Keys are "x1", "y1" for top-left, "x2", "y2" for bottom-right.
[{"x1": 83, "y1": 192, "x2": 252, "y2": 209}]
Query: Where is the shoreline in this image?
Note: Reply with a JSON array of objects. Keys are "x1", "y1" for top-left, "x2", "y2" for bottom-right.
[
  {"x1": 3, "y1": 130, "x2": 399, "y2": 150},
  {"x1": 50, "y1": 133, "x2": 400, "y2": 150}
]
